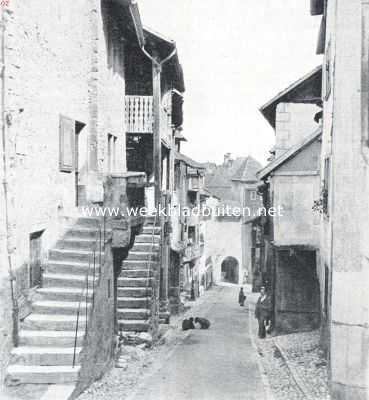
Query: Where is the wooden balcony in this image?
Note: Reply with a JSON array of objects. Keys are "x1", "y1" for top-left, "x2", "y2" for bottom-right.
[
  {"x1": 125, "y1": 96, "x2": 153, "y2": 134},
  {"x1": 183, "y1": 243, "x2": 202, "y2": 263},
  {"x1": 125, "y1": 95, "x2": 172, "y2": 145}
]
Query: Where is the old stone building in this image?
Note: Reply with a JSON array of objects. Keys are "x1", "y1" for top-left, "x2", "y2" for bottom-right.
[
  {"x1": 170, "y1": 152, "x2": 208, "y2": 308},
  {"x1": 0, "y1": 0, "x2": 187, "y2": 395},
  {"x1": 309, "y1": 1, "x2": 369, "y2": 398},
  {"x1": 0, "y1": 0, "x2": 134, "y2": 388},
  {"x1": 257, "y1": 67, "x2": 323, "y2": 333},
  {"x1": 205, "y1": 154, "x2": 262, "y2": 285}
]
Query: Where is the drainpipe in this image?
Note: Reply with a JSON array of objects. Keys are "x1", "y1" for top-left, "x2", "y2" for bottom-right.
[
  {"x1": 127, "y1": 1, "x2": 178, "y2": 69},
  {"x1": 139, "y1": 42, "x2": 177, "y2": 322},
  {"x1": 140, "y1": 41, "x2": 177, "y2": 206},
  {"x1": 141, "y1": 45, "x2": 177, "y2": 69},
  {"x1": 0, "y1": 7, "x2": 18, "y2": 347}
]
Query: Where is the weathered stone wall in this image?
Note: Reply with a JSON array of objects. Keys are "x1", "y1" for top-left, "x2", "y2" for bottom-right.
[
  {"x1": 272, "y1": 174, "x2": 320, "y2": 248},
  {"x1": 242, "y1": 223, "x2": 252, "y2": 284},
  {"x1": 321, "y1": 1, "x2": 369, "y2": 398},
  {"x1": 73, "y1": 240, "x2": 115, "y2": 398},
  {"x1": 275, "y1": 103, "x2": 320, "y2": 157}
]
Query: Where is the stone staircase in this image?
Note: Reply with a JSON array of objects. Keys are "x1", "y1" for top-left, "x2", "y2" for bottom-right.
[
  {"x1": 6, "y1": 217, "x2": 103, "y2": 385},
  {"x1": 117, "y1": 218, "x2": 160, "y2": 334}
]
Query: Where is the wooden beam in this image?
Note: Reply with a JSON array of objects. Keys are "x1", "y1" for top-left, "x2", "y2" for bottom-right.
[{"x1": 316, "y1": 16, "x2": 326, "y2": 55}]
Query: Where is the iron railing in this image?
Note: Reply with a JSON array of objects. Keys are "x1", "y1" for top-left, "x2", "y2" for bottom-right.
[
  {"x1": 72, "y1": 217, "x2": 106, "y2": 367},
  {"x1": 145, "y1": 212, "x2": 159, "y2": 318}
]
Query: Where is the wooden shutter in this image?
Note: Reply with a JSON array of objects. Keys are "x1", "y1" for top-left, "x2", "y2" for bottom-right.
[
  {"x1": 310, "y1": 0, "x2": 324, "y2": 16},
  {"x1": 59, "y1": 115, "x2": 75, "y2": 172}
]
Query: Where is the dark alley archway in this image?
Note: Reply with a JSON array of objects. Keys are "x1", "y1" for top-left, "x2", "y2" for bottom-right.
[{"x1": 221, "y1": 256, "x2": 239, "y2": 284}]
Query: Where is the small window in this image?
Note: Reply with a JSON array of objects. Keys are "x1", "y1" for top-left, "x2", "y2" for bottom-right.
[
  {"x1": 108, "y1": 279, "x2": 111, "y2": 299},
  {"x1": 324, "y1": 41, "x2": 332, "y2": 101},
  {"x1": 108, "y1": 134, "x2": 117, "y2": 173},
  {"x1": 323, "y1": 157, "x2": 330, "y2": 216},
  {"x1": 250, "y1": 191, "x2": 257, "y2": 201},
  {"x1": 59, "y1": 115, "x2": 75, "y2": 172},
  {"x1": 324, "y1": 264, "x2": 330, "y2": 321},
  {"x1": 188, "y1": 226, "x2": 196, "y2": 242}
]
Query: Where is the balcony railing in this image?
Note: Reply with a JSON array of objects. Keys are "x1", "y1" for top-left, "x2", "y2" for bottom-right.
[
  {"x1": 125, "y1": 95, "x2": 173, "y2": 144},
  {"x1": 125, "y1": 96, "x2": 153, "y2": 134}
]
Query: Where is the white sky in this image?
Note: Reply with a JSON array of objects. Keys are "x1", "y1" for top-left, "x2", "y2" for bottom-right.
[{"x1": 138, "y1": 0, "x2": 322, "y2": 166}]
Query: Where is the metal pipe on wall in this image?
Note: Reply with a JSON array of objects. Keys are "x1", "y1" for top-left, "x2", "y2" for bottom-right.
[{"x1": 0, "y1": 7, "x2": 18, "y2": 347}]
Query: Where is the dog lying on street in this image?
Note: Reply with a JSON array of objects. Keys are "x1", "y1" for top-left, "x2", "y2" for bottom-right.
[
  {"x1": 182, "y1": 317, "x2": 195, "y2": 330},
  {"x1": 195, "y1": 317, "x2": 211, "y2": 329}
]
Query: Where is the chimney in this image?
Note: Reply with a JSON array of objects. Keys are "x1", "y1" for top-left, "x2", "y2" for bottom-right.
[
  {"x1": 275, "y1": 102, "x2": 321, "y2": 158},
  {"x1": 223, "y1": 153, "x2": 233, "y2": 167}
]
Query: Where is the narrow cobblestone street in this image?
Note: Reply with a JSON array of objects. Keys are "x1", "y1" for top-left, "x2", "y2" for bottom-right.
[
  {"x1": 79, "y1": 286, "x2": 267, "y2": 400},
  {"x1": 129, "y1": 286, "x2": 266, "y2": 400}
]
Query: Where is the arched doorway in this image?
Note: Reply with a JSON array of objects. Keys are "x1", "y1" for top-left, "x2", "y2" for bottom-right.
[{"x1": 221, "y1": 257, "x2": 239, "y2": 284}]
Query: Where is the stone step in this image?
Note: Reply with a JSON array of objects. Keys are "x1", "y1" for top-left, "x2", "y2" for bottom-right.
[
  {"x1": 117, "y1": 287, "x2": 152, "y2": 298},
  {"x1": 118, "y1": 319, "x2": 149, "y2": 332},
  {"x1": 49, "y1": 249, "x2": 104, "y2": 263},
  {"x1": 64, "y1": 227, "x2": 101, "y2": 240},
  {"x1": 135, "y1": 234, "x2": 160, "y2": 244},
  {"x1": 159, "y1": 311, "x2": 171, "y2": 325},
  {"x1": 142, "y1": 226, "x2": 161, "y2": 235},
  {"x1": 50, "y1": 249, "x2": 105, "y2": 264},
  {"x1": 22, "y1": 314, "x2": 87, "y2": 331},
  {"x1": 56, "y1": 238, "x2": 99, "y2": 251},
  {"x1": 132, "y1": 243, "x2": 160, "y2": 252},
  {"x1": 19, "y1": 330, "x2": 85, "y2": 347},
  {"x1": 43, "y1": 273, "x2": 98, "y2": 289},
  {"x1": 117, "y1": 277, "x2": 152, "y2": 288},
  {"x1": 37, "y1": 287, "x2": 93, "y2": 302},
  {"x1": 33, "y1": 301, "x2": 91, "y2": 315},
  {"x1": 117, "y1": 309, "x2": 150, "y2": 320},
  {"x1": 75, "y1": 217, "x2": 102, "y2": 228},
  {"x1": 10, "y1": 346, "x2": 82, "y2": 366},
  {"x1": 117, "y1": 297, "x2": 151, "y2": 308},
  {"x1": 45, "y1": 261, "x2": 100, "y2": 276},
  {"x1": 122, "y1": 260, "x2": 158, "y2": 270},
  {"x1": 144, "y1": 215, "x2": 157, "y2": 225},
  {"x1": 120, "y1": 269, "x2": 153, "y2": 278},
  {"x1": 127, "y1": 251, "x2": 159, "y2": 261},
  {"x1": 6, "y1": 365, "x2": 80, "y2": 385}
]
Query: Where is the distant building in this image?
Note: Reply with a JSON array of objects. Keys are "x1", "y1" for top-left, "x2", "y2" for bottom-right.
[
  {"x1": 170, "y1": 152, "x2": 208, "y2": 310},
  {"x1": 205, "y1": 154, "x2": 262, "y2": 285}
]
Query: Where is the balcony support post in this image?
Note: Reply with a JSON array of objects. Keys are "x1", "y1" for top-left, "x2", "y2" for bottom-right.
[{"x1": 152, "y1": 56, "x2": 162, "y2": 208}]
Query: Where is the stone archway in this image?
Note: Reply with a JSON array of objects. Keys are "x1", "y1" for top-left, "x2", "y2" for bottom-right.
[{"x1": 221, "y1": 257, "x2": 239, "y2": 284}]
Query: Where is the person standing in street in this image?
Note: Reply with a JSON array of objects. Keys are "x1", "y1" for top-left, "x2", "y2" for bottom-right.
[
  {"x1": 254, "y1": 286, "x2": 272, "y2": 338},
  {"x1": 238, "y1": 287, "x2": 246, "y2": 306}
]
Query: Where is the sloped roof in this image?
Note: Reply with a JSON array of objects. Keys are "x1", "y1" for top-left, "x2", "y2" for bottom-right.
[
  {"x1": 257, "y1": 127, "x2": 322, "y2": 180},
  {"x1": 232, "y1": 156, "x2": 263, "y2": 182},
  {"x1": 175, "y1": 151, "x2": 206, "y2": 170},
  {"x1": 205, "y1": 156, "x2": 262, "y2": 203},
  {"x1": 143, "y1": 26, "x2": 185, "y2": 93},
  {"x1": 260, "y1": 66, "x2": 322, "y2": 129}
]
